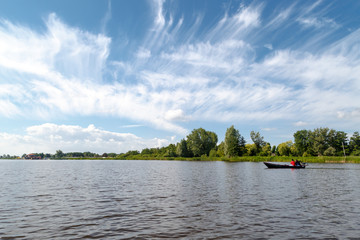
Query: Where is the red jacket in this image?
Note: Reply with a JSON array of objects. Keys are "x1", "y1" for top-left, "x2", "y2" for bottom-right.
[{"x1": 290, "y1": 160, "x2": 295, "y2": 166}]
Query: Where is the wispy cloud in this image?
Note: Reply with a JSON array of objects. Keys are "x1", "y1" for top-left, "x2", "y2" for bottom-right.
[
  {"x1": 294, "y1": 121, "x2": 308, "y2": 127},
  {"x1": 0, "y1": 0, "x2": 359, "y2": 148},
  {"x1": 297, "y1": 17, "x2": 340, "y2": 29},
  {"x1": 121, "y1": 124, "x2": 144, "y2": 128},
  {"x1": 153, "y1": 0, "x2": 166, "y2": 28},
  {"x1": 100, "y1": 0, "x2": 112, "y2": 34}
]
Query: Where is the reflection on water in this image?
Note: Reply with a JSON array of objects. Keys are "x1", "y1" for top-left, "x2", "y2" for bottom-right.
[{"x1": 1, "y1": 160, "x2": 360, "y2": 239}]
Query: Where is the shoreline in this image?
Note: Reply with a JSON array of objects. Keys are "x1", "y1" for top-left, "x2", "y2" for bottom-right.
[{"x1": 7, "y1": 156, "x2": 360, "y2": 163}]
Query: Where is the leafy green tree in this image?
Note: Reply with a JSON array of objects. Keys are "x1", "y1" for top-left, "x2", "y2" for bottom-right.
[
  {"x1": 186, "y1": 128, "x2": 218, "y2": 157},
  {"x1": 250, "y1": 131, "x2": 266, "y2": 155},
  {"x1": 245, "y1": 144, "x2": 257, "y2": 156},
  {"x1": 55, "y1": 150, "x2": 64, "y2": 159},
  {"x1": 328, "y1": 130, "x2": 348, "y2": 155},
  {"x1": 250, "y1": 131, "x2": 265, "y2": 147},
  {"x1": 224, "y1": 125, "x2": 246, "y2": 157},
  {"x1": 294, "y1": 130, "x2": 312, "y2": 156},
  {"x1": 217, "y1": 141, "x2": 225, "y2": 157},
  {"x1": 164, "y1": 144, "x2": 177, "y2": 157},
  {"x1": 271, "y1": 145, "x2": 277, "y2": 155},
  {"x1": 176, "y1": 139, "x2": 191, "y2": 157},
  {"x1": 294, "y1": 128, "x2": 348, "y2": 156},
  {"x1": 312, "y1": 127, "x2": 331, "y2": 156},
  {"x1": 349, "y1": 132, "x2": 360, "y2": 155},
  {"x1": 83, "y1": 151, "x2": 96, "y2": 158},
  {"x1": 260, "y1": 143, "x2": 272, "y2": 156},
  {"x1": 277, "y1": 141, "x2": 293, "y2": 156},
  {"x1": 209, "y1": 149, "x2": 217, "y2": 158},
  {"x1": 107, "y1": 153, "x2": 117, "y2": 158},
  {"x1": 141, "y1": 148, "x2": 151, "y2": 155},
  {"x1": 324, "y1": 147, "x2": 336, "y2": 156}
]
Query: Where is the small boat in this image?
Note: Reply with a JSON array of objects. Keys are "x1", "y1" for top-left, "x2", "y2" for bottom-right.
[{"x1": 264, "y1": 162, "x2": 306, "y2": 169}]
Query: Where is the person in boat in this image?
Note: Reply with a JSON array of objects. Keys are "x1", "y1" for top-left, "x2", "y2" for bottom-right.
[
  {"x1": 290, "y1": 159, "x2": 295, "y2": 166},
  {"x1": 295, "y1": 159, "x2": 301, "y2": 166}
]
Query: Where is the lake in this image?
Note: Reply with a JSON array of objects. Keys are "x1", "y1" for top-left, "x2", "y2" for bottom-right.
[{"x1": 1, "y1": 160, "x2": 360, "y2": 239}]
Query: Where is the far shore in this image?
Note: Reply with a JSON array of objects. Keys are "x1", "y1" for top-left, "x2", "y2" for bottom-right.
[{"x1": 10, "y1": 156, "x2": 360, "y2": 163}]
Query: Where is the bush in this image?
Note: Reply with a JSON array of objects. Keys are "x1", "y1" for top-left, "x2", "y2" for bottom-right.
[
  {"x1": 324, "y1": 147, "x2": 336, "y2": 156},
  {"x1": 351, "y1": 150, "x2": 360, "y2": 156},
  {"x1": 302, "y1": 151, "x2": 312, "y2": 157}
]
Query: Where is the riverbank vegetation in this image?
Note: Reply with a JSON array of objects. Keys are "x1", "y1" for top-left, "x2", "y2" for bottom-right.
[{"x1": 6, "y1": 126, "x2": 360, "y2": 163}]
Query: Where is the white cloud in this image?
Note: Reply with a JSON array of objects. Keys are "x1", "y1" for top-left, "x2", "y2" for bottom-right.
[
  {"x1": 101, "y1": 0, "x2": 112, "y2": 34},
  {"x1": 297, "y1": 17, "x2": 340, "y2": 29},
  {"x1": 0, "y1": 13, "x2": 188, "y2": 134},
  {"x1": 121, "y1": 124, "x2": 144, "y2": 128},
  {"x1": 0, "y1": 1, "x2": 360, "y2": 152},
  {"x1": 0, "y1": 14, "x2": 110, "y2": 82},
  {"x1": 337, "y1": 109, "x2": 360, "y2": 120},
  {"x1": 206, "y1": 4, "x2": 262, "y2": 41},
  {"x1": 161, "y1": 40, "x2": 251, "y2": 73},
  {"x1": 0, "y1": 123, "x2": 171, "y2": 155},
  {"x1": 235, "y1": 4, "x2": 261, "y2": 28},
  {"x1": 262, "y1": 128, "x2": 277, "y2": 132},
  {"x1": 165, "y1": 109, "x2": 188, "y2": 122},
  {"x1": 294, "y1": 121, "x2": 308, "y2": 127},
  {"x1": 136, "y1": 47, "x2": 151, "y2": 59},
  {"x1": 153, "y1": 0, "x2": 166, "y2": 28},
  {"x1": 264, "y1": 44, "x2": 273, "y2": 50},
  {"x1": 266, "y1": 4, "x2": 294, "y2": 29}
]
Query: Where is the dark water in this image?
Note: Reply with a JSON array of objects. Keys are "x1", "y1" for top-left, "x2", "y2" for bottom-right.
[{"x1": 1, "y1": 160, "x2": 360, "y2": 239}]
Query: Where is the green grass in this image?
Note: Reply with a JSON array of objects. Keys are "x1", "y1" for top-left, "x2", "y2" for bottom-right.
[
  {"x1": 220, "y1": 156, "x2": 360, "y2": 163},
  {"x1": 57, "y1": 155, "x2": 360, "y2": 163}
]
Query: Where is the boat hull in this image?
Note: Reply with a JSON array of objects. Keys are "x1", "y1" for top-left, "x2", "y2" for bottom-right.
[{"x1": 264, "y1": 162, "x2": 306, "y2": 169}]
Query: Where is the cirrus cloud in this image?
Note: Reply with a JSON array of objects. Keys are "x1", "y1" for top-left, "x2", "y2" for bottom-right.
[{"x1": 0, "y1": 0, "x2": 359, "y2": 153}]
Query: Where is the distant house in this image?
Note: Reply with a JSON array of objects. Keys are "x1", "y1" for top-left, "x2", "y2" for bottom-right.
[{"x1": 24, "y1": 154, "x2": 42, "y2": 159}]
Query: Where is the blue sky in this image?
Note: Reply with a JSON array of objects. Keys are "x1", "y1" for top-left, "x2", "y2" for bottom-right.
[{"x1": 1, "y1": 0, "x2": 360, "y2": 155}]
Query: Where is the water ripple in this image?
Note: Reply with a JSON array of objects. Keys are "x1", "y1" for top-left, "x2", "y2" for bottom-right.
[{"x1": 1, "y1": 160, "x2": 360, "y2": 239}]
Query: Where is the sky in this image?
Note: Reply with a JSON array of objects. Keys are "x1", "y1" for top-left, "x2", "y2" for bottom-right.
[{"x1": 1, "y1": 0, "x2": 360, "y2": 155}]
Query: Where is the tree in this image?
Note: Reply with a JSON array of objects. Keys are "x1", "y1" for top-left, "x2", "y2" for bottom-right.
[
  {"x1": 217, "y1": 141, "x2": 225, "y2": 157},
  {"x1": 250, "y1": 131, "x2": 265, "y2": 147},
  {"x1": 245, "y1": 144, "x2": 257, "y2": 156},
  {"x1": 324, "y1": 147, "x2": 336, "y2": 156},
  {"x1": 349, "y1": 132, "x2": 360, "y2": 155},
  {"x1": 209, "y1": 149, "x2": 217, "y2": 158},
  {"x1": 224, "y1": 125, "x2": 246, "y2": 157},
  {"x1": 186, "y1": 128, "x2": 218, "y2": 157},
  {"x1": 294, "y1": 128, "x2": 349, "y2": 156},
  {"x1": 141, "y1": 148, "x2": 152, "y2": 155},
  {"x1": 277, "y1": 141, "x2": 293, "y2": 156},
  {"x1": 107, "y1": 153, "x2": 117, "y2": 158},
  {"x1": 312, "y1": 127, "x2": 330, "y2": 156},
  {"x1": 328, "y1": 130, "x2": 348, "y2": 155},
  {"x1": 250, "y1": 131, "x2": 266, "y2": 155},
  {"x1": 55, "y1": 150, "x2": 64, "y2": 159},
  {"x1": 164, "y1": 144, "x2": 177, "y2": 157},
  {"x1": 260, "y1": 143, "x2": 272, "y2": 156},
  {"x1": 176, "y1": 139, "x2": 191, "y2": 157},
  {"x1": 294, "y1": 130, "x2": 312, "y2": 156},
  {"x1": 271, "y1": 145, "x2": 277, "y2": 155}
]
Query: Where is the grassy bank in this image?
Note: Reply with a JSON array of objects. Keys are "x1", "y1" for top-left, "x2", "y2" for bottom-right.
[
  {"x1": 56, "y1": 156, "x2": 360, "y2": 163},
  {"x1": 222, "y1": 156, "x2": 360, "y2": 163}
]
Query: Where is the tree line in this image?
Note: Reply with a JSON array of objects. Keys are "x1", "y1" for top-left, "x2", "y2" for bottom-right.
[
  {"x1": 9, "y1": 126, "x2": 360, "y2": 159},
  {"x1": 114, "y1": 126, "x2": 360, "y2": 159},
  {"x1": 136, "y1": 126, "x2": 360, "y2": 158}
]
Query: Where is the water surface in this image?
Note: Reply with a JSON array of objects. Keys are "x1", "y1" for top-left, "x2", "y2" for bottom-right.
[{"x1": 1, "y1": 160, "x2": 360, "y2": 239}]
